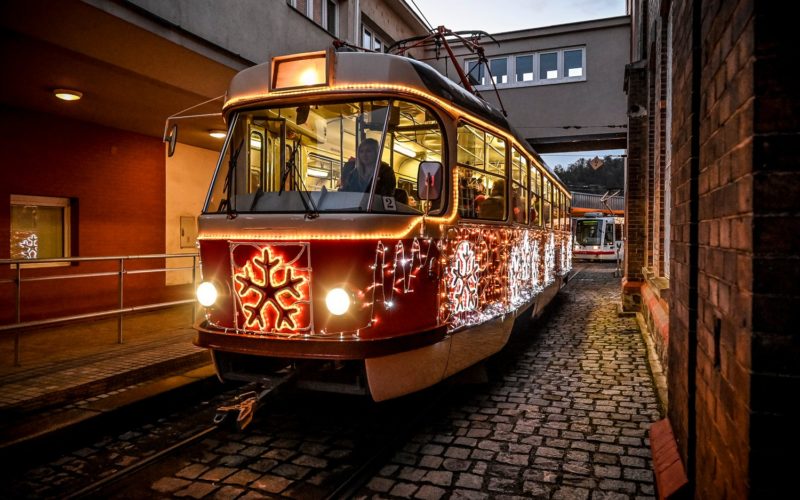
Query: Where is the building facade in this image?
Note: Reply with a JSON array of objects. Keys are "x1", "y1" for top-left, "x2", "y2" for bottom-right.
[
  {"x1": 625, "y1": 0, "x2": 797, "y2": 497},
  {"x1": 0, "y1": 0, "x2": 427, "y2": 323},
  {"x1": 423, "y1": 16, "x2": 630, "y2": 155}
]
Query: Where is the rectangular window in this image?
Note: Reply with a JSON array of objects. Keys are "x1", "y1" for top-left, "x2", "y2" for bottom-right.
[
  {"x1": 10, "y1": 195, "x2": 71, "y2": 264},
  {"x1": 515, "y1": 54, "x2": 534, "y2": 82},
  {"x1": 511, "y1": 148, "x2": 529, "y2": 224},
  {"x1": 363, "y1": 29, "x2": 372, "y2": 49},
  {"x1": 564, "y1": 49, "x2": 583, "y2": 77},
  {"x1": 325, "y1": 0, "x2": 337, "y2": 35},
  {"x1": 465, "y1": 59, "x2": 485, "y2": 86},
  {"x1": 531, "y1": 168, "x2": 542, "y2": 226},
  {"x1": 489, "y1": 58, "x2": 508, "y2": 84},
  {"x1": 457, "y1": 122, "x2": 507, "y2": 221},
  {"x1": 540, "y1": 52, "x2": 558, "y2": 80}
]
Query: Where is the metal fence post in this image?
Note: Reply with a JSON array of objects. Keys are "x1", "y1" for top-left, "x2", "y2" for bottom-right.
[
  {"x1": 118, "y1": 258, "x2": 124, "y2": 344},
  {"x1": 191, "y1": 254, "x2": 197, "y2": 324}
]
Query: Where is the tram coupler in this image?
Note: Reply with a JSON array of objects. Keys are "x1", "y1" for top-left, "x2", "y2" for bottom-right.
[{"x1": 214, "y1": 367, "x2": 300, "y2": 430}]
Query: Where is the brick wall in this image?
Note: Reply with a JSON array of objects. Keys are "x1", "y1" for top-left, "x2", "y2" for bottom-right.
[
  {"x1": 692, "y1": 0, "x2": 754, "y2": 496},
  {"x1": 0, "y1": 106, "x2": 182, "y2": 323},
  {"x1": 666, "y1": 0, "x2": 694, "y2": 481},
  {"x1": 748, "y1": 2, "x2": 800, "y2": 497}
]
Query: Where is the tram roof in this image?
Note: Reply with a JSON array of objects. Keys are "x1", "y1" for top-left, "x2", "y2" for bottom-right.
[{"x1": 224, "y1": 49, "x2": 564, "y2": 186}]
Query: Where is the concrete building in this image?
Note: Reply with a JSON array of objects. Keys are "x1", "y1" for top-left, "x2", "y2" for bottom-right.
[
  {"x1": 0, "y1": 0, "x2": 427, "y2": 322},
  {"x1": 625, "y1": 0, "x2": 797, "y2": 497},
  {"x1": 422, "y1": 16, "x2": 630, "y2": 155}
]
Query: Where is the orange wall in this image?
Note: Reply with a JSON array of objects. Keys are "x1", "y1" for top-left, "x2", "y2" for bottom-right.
[{"x1": 0, "y1": 106, "x2": 185, "y2": 323}]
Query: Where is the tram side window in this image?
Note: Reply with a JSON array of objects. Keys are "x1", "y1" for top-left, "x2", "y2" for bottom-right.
[
  {"x1": 457, "y1": 123, "x2": 507, "y2": 220},
  {"x1": 530, "y1": 167, "x2": 542, "y2": 226},
  {"x1": 605, "y1": 221, "x2": 615, "y2": 245},
  {"x1": 511, "y1": 148, "x2": 528, "y2": 224},
  {"x1": 542, "y1": 179, "x2": 552, "y2": 228}
]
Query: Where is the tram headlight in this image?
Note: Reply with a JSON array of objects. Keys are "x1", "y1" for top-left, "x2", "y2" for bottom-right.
[
  {"x1": 325, "y1": 287, "x2": 351, "y2": 316},
  {"x1": 197, "y1": 281, "x2": 218, "y2": 307}
]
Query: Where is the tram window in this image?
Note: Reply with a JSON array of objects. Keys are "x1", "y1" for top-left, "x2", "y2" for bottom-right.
[
  {"x1": 204, "y1": 99, "x2": 443, "y2": 215},
  {"x1": 248, "y1": 131, "x2": 264, "y2": 192},
  {"x1": 476, "y1": 176, "x2": 506, "y2": 220},
  {"x1": 530, "y1": 167, "x2": 542, "y2": 226},
  {"x1": 576, "y1": 220, "x2": 601, "y2": 246},
  {"x1": 457, "y1": 123, "x2": 485, "y2": 169},
  {"x1": 511, "y1": 148, "x2": 528, "y2": 224},
  {"x1": 485, "y1": 132, "x2": 505, "y2": 176},
  {"x1": 605, "y1": 222, "x2": 615, "y2": 245},
  {"x1": 542, "y1": 180, "x2": 552, "y2": 228}
]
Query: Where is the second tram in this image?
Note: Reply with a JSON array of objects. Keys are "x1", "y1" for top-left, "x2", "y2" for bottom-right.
[{"x1": 572, "y1": 213, "x2": 624, "y2": 261}]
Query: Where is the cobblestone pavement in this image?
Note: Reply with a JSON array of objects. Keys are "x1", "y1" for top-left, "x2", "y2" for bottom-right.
[
  {"x1": 358, "y1": 263, "x2": 661, "y2": 499},
  {"x1": 5, "y1": 263, "x2": 660, "y2": 499}
]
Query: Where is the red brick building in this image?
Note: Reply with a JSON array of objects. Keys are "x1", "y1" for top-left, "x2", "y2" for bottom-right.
[{"x1": 625, "y1": 0, "x2": 797, "y2": 497}]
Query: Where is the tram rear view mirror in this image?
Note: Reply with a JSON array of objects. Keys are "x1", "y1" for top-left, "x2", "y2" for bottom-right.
[
  {"x1": 166, "y1": 124, "x2": 178, "y2": 157},
  {"x1": 417, "y1": 161, "x2": 443, "y2": 201}
]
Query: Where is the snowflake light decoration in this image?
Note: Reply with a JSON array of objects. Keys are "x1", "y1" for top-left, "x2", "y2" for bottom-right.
[
  {"x1": 447, "y1": 240, "x2": 480, "y2": 315},
  {"x1": 231, "y1": 243, "x2": 311, "y2": 334},
  {"x1": 544, "y1": 232, "x2": 556, "y2": 286}
]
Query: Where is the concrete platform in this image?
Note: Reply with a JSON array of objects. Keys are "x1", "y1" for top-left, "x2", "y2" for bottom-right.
[{"x1": 0, "y1": 305, "x2": 213, "y2": 451}]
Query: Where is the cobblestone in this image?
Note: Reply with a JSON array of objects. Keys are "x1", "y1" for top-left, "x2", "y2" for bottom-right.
[{"x1": 360, "y1": 265, "x2": 660, "y2": 498}]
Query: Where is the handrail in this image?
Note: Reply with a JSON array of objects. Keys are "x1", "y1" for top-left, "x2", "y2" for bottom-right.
[{"x1": 0, "y1": 253, "x2": 200, "y2": 366}]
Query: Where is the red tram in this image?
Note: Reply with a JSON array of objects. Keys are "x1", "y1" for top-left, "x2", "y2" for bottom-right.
[{"x1": 193, "y1": 47, "x2": 572, "y2": 401}]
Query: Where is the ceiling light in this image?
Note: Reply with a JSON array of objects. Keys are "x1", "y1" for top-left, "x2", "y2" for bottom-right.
[
  {"x1": 53, "y1": 89, "x2": 82, "y2": 101},
  {"x1": 393, "y1": 143, "x2": 417, "y2": 157},
  {"x1": 209, "y1": 130, "x2": 226, "y2": 139}
]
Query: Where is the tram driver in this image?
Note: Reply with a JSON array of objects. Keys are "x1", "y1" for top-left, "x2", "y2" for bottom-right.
[{"x1": 340, "y1": 138, "x2": 396, "y2": 196}]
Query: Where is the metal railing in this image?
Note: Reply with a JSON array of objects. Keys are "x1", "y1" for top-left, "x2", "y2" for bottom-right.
[{"x1": 0, "y1": 253, "x2": 199, "y2": 366}]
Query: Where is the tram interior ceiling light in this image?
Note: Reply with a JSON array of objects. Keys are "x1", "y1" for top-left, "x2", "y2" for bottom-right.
[
  {"x1": 209, "y1": 130, "x2": 227, "y2": 139},
  {"x1": 392, "y1": 143, "x2": 417, "y2": 157},
  {"x1": 53, "y1": 89, "x2": 82, "y2": 101}
]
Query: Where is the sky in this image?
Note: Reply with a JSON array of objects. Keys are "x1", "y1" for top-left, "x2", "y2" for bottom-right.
[{"x1": 408, "y1": 0, "x2": 628, "y2": 169}]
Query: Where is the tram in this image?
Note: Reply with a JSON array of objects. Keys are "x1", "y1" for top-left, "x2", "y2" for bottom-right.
[
  {"x1": 572, "y1": 213, "x2": 624, "y2": 261},
  {"x1": 191, "y1": 46, "x2": 572, "y2": 401}
]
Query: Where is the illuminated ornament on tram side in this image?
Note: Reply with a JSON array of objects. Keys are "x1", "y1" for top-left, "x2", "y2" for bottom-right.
[
  {"x1": 447, "y1": 240, "x2": 480, "y2": 316},
  {"x1": 510, "y1": 232, "x2": 533, "y2": 307},
  {"x1": 232, "y1": 243, "x2": 311, "y2": 333},
  {"x1": 529, "y1": 236, "x2": 541, "y2": 293},
  {"x1": 544, "y1": 232, "x2": 556, "y2": 286},
  {"x1": 561, "y1": 234, "x2": 573, "y2": 275}
]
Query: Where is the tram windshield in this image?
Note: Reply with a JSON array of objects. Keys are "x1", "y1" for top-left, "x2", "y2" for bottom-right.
[
  {"x1": 204, "y1": 99, "x2": 444, "y2": 215},
  {"x1": 575, "y1": 219, "x2": 602, "y2": 246}
]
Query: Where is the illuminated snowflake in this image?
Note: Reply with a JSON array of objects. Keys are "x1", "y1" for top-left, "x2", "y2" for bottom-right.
[
  {"x1": 448, "y1": 240, "x2": 480, "y2": 314},
  {"x1": 233, "y1": 246, "x2": 309, "y2": 332}
]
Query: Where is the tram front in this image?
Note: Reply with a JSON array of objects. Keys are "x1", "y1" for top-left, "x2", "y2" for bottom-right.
[{"x1": 193, "y1": 50, "x2": 452, "y2": 400}]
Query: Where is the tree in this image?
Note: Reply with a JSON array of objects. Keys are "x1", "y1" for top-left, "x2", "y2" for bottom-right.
[{"x1": 553, "y1": 155, "x2": 624, "y2": 194}]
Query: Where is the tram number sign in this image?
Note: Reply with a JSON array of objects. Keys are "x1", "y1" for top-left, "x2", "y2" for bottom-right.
[{"x1": 383, "y1": 197, "x2": 397, "y2": 211}]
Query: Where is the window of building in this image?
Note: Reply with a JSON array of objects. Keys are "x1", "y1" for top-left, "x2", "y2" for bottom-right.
[
  {"x1": 466, "y1": 46, "x2": 585, "y2": 89},
  {"x1": 489, "y1": 58, "x2": 508, "y2": 84},
  {"x1": 540, "y1": 52, "x2": 558, "y2": 79},
  {"x1": 362, "y1": 26, "x2": 386, "y2": 51},
  {"x1": 564, "y1": 49, "x2": 583, "y2": 77},
  {"x1": 10, "y1": 195, "x2": 72, "y2": 264},
  {"x1": 324, "y1": 0, "x2": 338, "y2": 35},
  {"x1": 515, "y1": 55, "x2": 534, "y2": 82},
  {"x1": 466, "y1": 60, "x2": 486, "y2": 86}
]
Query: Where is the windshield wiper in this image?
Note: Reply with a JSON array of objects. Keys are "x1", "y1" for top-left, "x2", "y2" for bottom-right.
[
  {"x1": 222, "y1": 138, "x2": 245, "y2": 219},
  {"x1": 279, "y1": 140, "x2": 319, "y2": 219}
]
